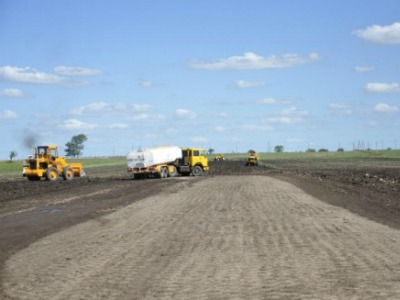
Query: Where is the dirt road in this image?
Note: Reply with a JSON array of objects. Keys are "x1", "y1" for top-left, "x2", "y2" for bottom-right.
[{"x1": 3, "y1": 175, "x2": 400, "y2": 299}]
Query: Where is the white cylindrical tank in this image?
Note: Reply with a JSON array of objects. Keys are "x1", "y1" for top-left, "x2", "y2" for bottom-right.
[{"x1": 127, "y1": 145, "x2": 182, "y2": 169}]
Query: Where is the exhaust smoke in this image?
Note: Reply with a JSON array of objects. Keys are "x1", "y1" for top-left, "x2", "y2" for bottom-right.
[{"x1": 22, "y1": 130, "x2": 39, "y2": 151}]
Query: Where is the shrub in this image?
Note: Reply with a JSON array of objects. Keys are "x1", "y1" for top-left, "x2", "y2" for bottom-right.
[{"x1": 274, "y1": 145, "x2": 284, "y2": 153}]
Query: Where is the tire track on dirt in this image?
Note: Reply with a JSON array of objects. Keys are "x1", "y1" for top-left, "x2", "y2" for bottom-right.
[{"x1": 3, "y1": 176, "x2": 400, "y2": 299}]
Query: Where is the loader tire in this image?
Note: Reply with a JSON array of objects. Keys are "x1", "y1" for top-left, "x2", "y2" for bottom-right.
[
  {"x1": 63, "y1": 167, "x2": 74, "y2": 180},
  {"x1": 46, "y1": 167, "x2": 59, "y2": 181},
  {"x1": 192, "y1": 165, "x2": 203, "y2": 176}
]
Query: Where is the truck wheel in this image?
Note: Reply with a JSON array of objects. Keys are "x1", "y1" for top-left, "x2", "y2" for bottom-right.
[
  {"x1": 63, "y1": 167, "x2": 74, "y2": 180},
  {"x1": 46, "y1": 167, "x2": 59, "y2": 181},
  {"x1": 160, "y1": 167, "x2": 165, "y2": 178},
  {"x1": 192, "y1": 165, "x2": 203, "y2": 176},
  {"x1": 163, "y1": 167, "x2": 169, "y2": 178},
  {"x1": 133, "y1": 174, "x2": 143, "y2": 180}
]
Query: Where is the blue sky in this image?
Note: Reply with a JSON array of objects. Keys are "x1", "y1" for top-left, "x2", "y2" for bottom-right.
[{"x1": 1, "y1": 0, "x2": 400, "y2": 158}]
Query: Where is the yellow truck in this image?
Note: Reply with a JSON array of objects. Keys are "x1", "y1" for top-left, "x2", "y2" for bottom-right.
[
  {"x1": 127, "y1": 146, "x2": 209, "y2": 179},
  {"x1": 23, "y1": 145, "x2": 85, "y2": 181}
]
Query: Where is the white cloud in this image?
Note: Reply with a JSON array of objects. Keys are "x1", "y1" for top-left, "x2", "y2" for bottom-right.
[
  {"x1": 71, "y1": 102, "x2": 152, "y2": 115},
  {"x1": 54, "y1": 66, "x2": 102, "y2": 76},
  {"x1": 130, "y1": 104, "x2": 152, "y2": 112},
  {"x1": 234, "y1": 80, "x2": 266, "y2": 88},
  {"x1": 175, "y1": 108, "x2": 197, "y2": 119},
  {"x1": 241, "y1": 124, "x2": 273, "y2": 131},
  {"x1": 0, "y1": 66, "x2": 66, "y2": 84},
  {"x1": 130, "y1": 113, "x2": 165, "y2": 121},
  {"x1": 189, "y1": 52, "x2": 319, "y2": 70},
  {"x1": 373, "y1": 103, "x2": 399, "y2": 113},
  {"x1": 0, "y1": 109, "x2": 18, "y2": 119},
  {"x1": 268, "y1": 117, "x2": 295, "y2": 124},
  {"x1": 108, "y1": 123, "x2": 129, "y2": 129},
  {"x1": 329, "y1": 103, "x2": 352, "y2": 115},
  {"x1": 268, "y1": 107, "x2": 308, "y2": 124},
  {"x1": 354, "y1": 65, "x2": 374, "y2": 73},
  {"x1": 366, "y1": 82, "x2": 400, "y2": 93},
  {"x1": 353, "y1": 22, "x2": 400, "y2": 44},
  {"x1": 58, "y1": 119, "x2": 97, "y2": 130},
  {"x1": 258, "y1": 97, "x2": 290, "y2": 105},
  {"x1": 139, "y1": 80, "x2": 155, "y2": 87},
  {"x1": 114, "y1": 103, "x2": 152, "y2": 112},
  {"x1": 190, "y1": 136, "x2": 208, "y2": 143},
  {"x1": 71, "y1": 102, "x2": 111, "y2": 115},
  {"x1": 0, "y1": 88, "x2": 24, "y2": 98},
  {"x1": 214, "y1": 126, "x2": 226, "y2": 133}
]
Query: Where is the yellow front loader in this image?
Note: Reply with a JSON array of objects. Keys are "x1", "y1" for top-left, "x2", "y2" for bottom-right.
[{"x1": 23, "y1": 145, "x2": 85, "y2": 181}]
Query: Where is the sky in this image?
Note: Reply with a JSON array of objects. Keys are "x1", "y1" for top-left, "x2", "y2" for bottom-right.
[{"x1": 1, "y1": 0, "x2": 400, "y2": 158}]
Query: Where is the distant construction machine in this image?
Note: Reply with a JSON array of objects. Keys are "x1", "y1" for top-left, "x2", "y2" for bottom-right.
[
  {"x1": 214, "y1": 154, "x2": 225, "y2": 161},
  {"x1": 23, "y1": 145, "x2": 85, "y2": 181},
  {"x1": 127, "y1": 145, "x2": 209, "y2": 179},
  {"x1": 246, "y1": 150, "x2": 259, "y2": 166}
]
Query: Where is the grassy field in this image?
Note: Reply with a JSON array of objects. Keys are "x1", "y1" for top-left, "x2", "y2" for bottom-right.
[
  {"x1": 211, "y1": 150, "x2": 400, "y2": 168},
  {"x1": 215, "y1": 149, "x2": 400, "y2": 160},
  {"x1": 1, "y1": 150, "x2": 399, "y2": 178}
]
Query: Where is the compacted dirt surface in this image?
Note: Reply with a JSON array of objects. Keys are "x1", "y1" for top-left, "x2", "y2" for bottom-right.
[{"x1": 1, "y1": 160, "x2": 399, "y2": 299}]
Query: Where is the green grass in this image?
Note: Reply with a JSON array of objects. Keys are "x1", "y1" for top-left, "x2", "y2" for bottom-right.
[
  {"x1": 67, "y1": 156, "x2": 125, "y2": 168},
  {"x1": 210, "y1": 150, "x2": 400, "y2": 168}
]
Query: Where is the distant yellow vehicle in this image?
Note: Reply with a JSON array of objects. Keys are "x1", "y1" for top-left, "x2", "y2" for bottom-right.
[
  {"x1": 214, "y1": 154, "x2": 225, "y2": 161},
  {"x1": 246, "y1": 151, "x2": 259, "y2": 166},
  {"x1": 23, "y1": 145, "x2": 85, "y2": 181}
]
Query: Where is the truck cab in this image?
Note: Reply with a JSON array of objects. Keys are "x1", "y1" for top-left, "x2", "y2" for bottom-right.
[{"x1": 179, "y1": 148, "x2": 209, "y2": 175}]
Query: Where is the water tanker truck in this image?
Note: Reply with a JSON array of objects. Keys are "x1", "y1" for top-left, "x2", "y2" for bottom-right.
[{"x1": 126, "y1": 145, "x2": 209, "y2": 179}]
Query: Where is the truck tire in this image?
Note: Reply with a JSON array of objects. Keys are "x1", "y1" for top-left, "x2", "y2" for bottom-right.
[
  {"x1": 192, "y1": 165, "x2": 203, "y2": 176},
  {"x1": 63, "y1": 167, "x2": 74, "y2": 180},
  {"x1": 46, "y1": 167, "x2": 59, "y2": 181}
]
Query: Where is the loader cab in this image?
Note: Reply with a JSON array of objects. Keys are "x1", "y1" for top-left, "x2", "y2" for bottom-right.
[{"x1": 37, "y1": 145, "x2": 58, "y2": 162}]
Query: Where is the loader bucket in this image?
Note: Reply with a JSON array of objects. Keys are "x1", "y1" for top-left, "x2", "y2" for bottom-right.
[{"x1": 70, "y1": 163, "x2": 85, "y2": 177}]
